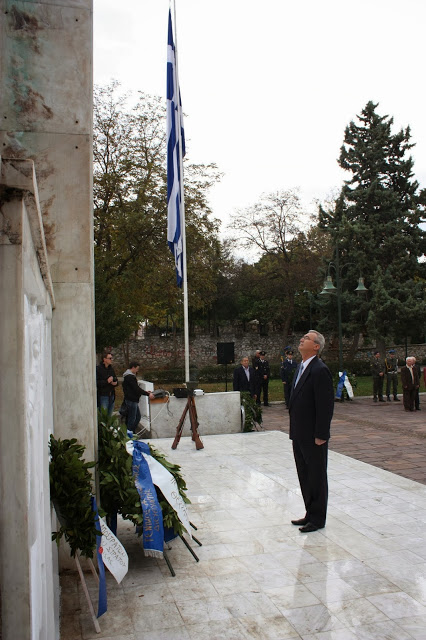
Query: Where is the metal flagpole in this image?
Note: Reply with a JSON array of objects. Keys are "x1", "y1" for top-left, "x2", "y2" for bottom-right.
[{"x1": 172, "y1": 0, "x2": 190, "y2": 383}]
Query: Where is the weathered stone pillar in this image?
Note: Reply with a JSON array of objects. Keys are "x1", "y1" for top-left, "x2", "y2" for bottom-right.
[
  {"x1": 0, "y1": 0, "x2": 96, "y2": 453},
  {"x1": 0, "y1": 1, "x2": 95, "y2": 637}
]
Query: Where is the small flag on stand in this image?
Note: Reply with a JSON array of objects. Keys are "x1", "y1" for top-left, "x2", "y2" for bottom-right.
[{"x1": 167, "y1": 7, "x2": 186, "y2": 287}]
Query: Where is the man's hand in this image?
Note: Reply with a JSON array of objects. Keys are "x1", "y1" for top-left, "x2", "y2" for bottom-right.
[
  {"x1": 315, "y1": 438, "x2": 326, "y2": 446},
  {"x1": 148, "y1": 392, "x2": 155, "y2": 400},
  {"x1": 107, "y1": 376, "x2": 113, "y2": 384}
]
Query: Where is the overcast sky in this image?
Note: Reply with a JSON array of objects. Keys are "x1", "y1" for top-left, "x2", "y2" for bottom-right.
[{"x1": 94, "y1": 0, "x2": 426, "y2": 234}]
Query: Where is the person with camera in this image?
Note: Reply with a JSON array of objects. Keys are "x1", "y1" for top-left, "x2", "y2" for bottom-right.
[{"x1": 96, "y1": 351, "x2": 118, "y2": 415}]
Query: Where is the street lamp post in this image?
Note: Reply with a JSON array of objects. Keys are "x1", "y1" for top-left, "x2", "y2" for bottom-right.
[{"x1": 320, "y1": 250, "x2": 367, "y2": 371}]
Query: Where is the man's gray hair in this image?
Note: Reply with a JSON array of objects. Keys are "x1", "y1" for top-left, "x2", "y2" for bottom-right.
[
  {"x1": 406, "y1": 356, "x2": 415, "y2": 364},
  {"x1": 309, "y1": 329, "x2": 326, "y2": 355}
]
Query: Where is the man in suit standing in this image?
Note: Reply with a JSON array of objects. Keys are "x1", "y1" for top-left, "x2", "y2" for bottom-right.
[
  {"x1": 233, "y1": 356, "x2": 256, "y2": 398},
  {"x1": 288, "y1": 330, "x2": 334, "y2": 533},
  {"x1": 401, "y1": 356, "x2": 419, "y2": 412}
]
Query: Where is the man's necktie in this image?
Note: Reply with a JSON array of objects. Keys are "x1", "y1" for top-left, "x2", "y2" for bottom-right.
[{"x1": 294, "y1": 363, "x2": 304, "y2": 387}]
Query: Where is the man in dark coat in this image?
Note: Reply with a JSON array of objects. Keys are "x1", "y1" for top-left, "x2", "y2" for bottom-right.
[
  {"x1": 288, "y1": 330, "x2": 334, "y2": 533},
  {"x1": 384, "y1": 349, "x2": 400, "y2": 401},
  {"x1": 123, "y1": 361, "x2": 155, "y2": 433},
  {"x1": 280, "y1": 350, "x2": 298, "y2": 407},
  {"x1": 233, "y1": 356, "x2": 256, "y2": 398},
  {"x1": 96, "y1": 351, "x2": 118, "y2": 415},
  {"x1": 401, "y1": 356, "x2": 420, "y2": 412}
]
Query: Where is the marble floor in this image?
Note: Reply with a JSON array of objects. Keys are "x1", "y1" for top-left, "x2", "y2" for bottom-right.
[{"x1": 61, "y1": 431, "x2": 426, "y2": 640}]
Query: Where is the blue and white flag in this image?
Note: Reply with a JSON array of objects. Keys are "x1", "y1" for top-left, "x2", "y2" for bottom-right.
[
  {"x1": 167, "y1": 8, "x2": 186, "y2": 288},
  {"x1": 335, "y1": 370, "x2": 346, "y2": 400}
]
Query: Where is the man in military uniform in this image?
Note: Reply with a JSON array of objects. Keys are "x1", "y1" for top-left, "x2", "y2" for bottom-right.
[
  {"x1": 384, "y1": 349, "x2": 400, "y2": 401},
  {"x1": 256, "y1": 350, "x2": 271, "y2": 406},
  {"x1": 371, "y1": 350, "x2": 385, "y2": 402},
  {"x1": 252, "y1": 349, "x2": 261, "y2": 369},
  {"x1": 280, "y1": 350, "x2": 298, "y2": 408}
]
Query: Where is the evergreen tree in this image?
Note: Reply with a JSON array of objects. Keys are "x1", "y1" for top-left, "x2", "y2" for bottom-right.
[{"x1": 319, "y1": 101, "x2": 426, "y2": 347}]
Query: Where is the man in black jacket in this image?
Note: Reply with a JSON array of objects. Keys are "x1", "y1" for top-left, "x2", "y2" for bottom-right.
[
  {"x1": 288, "y1": 330, "x2": 334, "y2": 533},
  {"x1": 123, "y1": 362, "x2": 155, "y2": 434},
  {"x1": 96, "y1": 352, "x2": 118, "y2": 415},
  {"x1": 233, "y1": 356, "x2": 256, "y2": 398}
]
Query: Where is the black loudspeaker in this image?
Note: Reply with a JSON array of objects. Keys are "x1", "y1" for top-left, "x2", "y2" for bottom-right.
[{"x1": 217, "y1": 342, "x2": 235, "y2": 365}]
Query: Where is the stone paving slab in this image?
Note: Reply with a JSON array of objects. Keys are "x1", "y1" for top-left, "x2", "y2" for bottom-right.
[{"x1": 261, "y1": 394, "x2": 426, "y2": 485}]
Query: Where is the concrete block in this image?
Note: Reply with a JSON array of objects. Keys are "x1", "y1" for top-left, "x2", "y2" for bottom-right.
[{"x1": 148, "y1": 392, "x2": 242, "y2": 439}]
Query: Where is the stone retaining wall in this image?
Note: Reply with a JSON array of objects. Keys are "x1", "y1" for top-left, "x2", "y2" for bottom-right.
[{"x1": 109, "y1": 335, "x2": 426, "y2": 370}]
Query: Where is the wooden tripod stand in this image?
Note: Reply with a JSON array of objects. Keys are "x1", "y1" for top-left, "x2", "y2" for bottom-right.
[{"x1": 171, "y1": 393, "x2": 204, "y2": 450}]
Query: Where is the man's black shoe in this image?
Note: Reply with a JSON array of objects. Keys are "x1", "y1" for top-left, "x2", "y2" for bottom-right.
[
  {"x1": 387, "y1": 397, "x2": 391, "y2": 402},
  {"x1": 291, "y1": 518, "x2": 308, "y2": 526},
  {"x1": 394, "y1": 397, "x2": 400, "y2": 401},
  {"x1": 379, "y1": 398, "x2": 385, "y2": 402},
  {"x1": 299, "y1": 522, "x2": 322, "y2": 533}
]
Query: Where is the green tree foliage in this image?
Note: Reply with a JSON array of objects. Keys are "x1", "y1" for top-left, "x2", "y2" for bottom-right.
[
  {"x1": 319, "y1": 101, "x2": 426, "y2": 344},
  {"x1": 93, "y1": 82, "x2": 223, "y2": 351},
  {"x1": 228, "y1": 189, "x2": 325, "y2": 341}
]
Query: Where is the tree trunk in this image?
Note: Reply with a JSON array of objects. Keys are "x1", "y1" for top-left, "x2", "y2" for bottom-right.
[
  {"x1": 282, "y1": 298, "x2": 295, "y2": 347},
  {"x1": 348, "y1": 333, "x2": 360, "y2": 361},
  {"x1": 122, "y1": 340, "x2": 130, "y2": 368},
  {"x1": 376, "y1": 336, "x2": 386, "y2": 356}
]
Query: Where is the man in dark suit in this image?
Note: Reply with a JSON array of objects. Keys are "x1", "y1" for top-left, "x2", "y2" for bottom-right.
[
  {"x1": 401, "y1": 356, "x2": 419, "y2": 412},
  {"x1": 233, "y1": 356, "x2": 256, "y2": 398},
  {"x1": 288, "y1": 330, "x2": 334, "y2": 533}
]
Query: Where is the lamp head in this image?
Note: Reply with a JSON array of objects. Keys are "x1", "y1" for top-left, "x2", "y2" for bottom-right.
[
  {"x1": 354, "y1": 277, "x2": 368, "y2": 294},
  {"x1": 320, "y1": 275, "x2": 337, "y2": 295}
]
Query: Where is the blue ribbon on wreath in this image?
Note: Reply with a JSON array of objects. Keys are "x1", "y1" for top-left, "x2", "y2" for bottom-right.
[
  {"x1": 91, "y1": 496, "x2": 107, "y2": 618},
  {"x1": 132, "y1": 441, "x2": 164, "y2": 558}
]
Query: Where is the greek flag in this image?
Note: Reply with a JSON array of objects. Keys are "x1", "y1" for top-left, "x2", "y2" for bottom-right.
[{"x1": 167, "y1": 8, "x2": 186, "y2": 287}]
